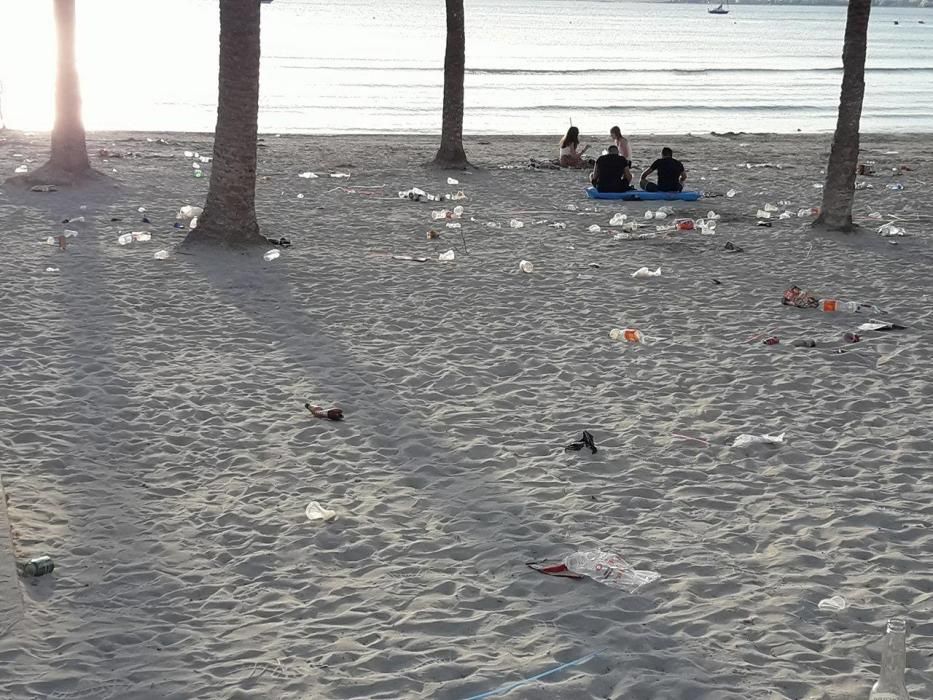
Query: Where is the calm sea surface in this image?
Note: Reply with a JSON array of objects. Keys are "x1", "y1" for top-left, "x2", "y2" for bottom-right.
[{"x1": 1, "y1": 0, "x2": 932, "y2": 134}]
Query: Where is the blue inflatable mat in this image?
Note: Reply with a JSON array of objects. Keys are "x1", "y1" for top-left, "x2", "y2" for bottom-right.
[{"x1": 585, "y1": 187, "x2": 702, "y2": 201}]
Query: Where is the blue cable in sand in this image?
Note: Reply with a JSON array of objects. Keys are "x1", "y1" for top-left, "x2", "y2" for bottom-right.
[{"x1": 460, "y1": 648, "x2": 605, "y2": 700}]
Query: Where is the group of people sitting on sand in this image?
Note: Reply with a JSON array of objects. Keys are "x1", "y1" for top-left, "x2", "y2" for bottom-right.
[{"x1": 559, "y1": 126, "x2": 688, "y2": 194}]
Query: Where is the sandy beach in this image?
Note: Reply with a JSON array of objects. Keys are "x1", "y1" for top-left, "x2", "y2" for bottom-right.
[{"x1": 1, "y1": 130, "x2": 932, "y2": 699}]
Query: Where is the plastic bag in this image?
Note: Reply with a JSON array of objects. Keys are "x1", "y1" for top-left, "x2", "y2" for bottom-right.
[
  {"x1": 631, "y1": 266, "x2": 661, "y2": 279},
  {"x1": 305, "y1": 501, "x2": 336, "y2": 522},
  {"x1": 732, "y1": 432, "x2": 785, "y2": 448}
]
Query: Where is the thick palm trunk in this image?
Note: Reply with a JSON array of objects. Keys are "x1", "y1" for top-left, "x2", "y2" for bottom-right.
[
  {"x1": 186, "y1": 0, "x2": 264, "y2": 247},
  {"x1": 815, "y1": 0, "x2": 872, "y2": 232},
  {"x1": 432, "y1": 0, "x2": 469, "y2": 168},
  {"x1": 48, "y1": 0, "x2": 90, "y2": 174}
]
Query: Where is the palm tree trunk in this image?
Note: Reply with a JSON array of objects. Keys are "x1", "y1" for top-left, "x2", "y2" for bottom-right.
[
  {"x1": 186, "y1": 0, "x2": 264, "y2": 247},
  {"x1": 815, "y1": 0, "x2": 872, "y2": 232},
  {"x1": 48, "y1": 0, "x2": 90, "y2": 175},
  {"x1": 432, "y1": 0, "x2": 469, "y2": 169}
]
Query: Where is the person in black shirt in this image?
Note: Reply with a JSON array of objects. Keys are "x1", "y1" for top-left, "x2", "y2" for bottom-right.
[
  {"x1": 639, "y1": 147, "x2": 687, "y2": 192},
  {"x1": 590, "y1": 145, "x2": 632, "y2": 193}
]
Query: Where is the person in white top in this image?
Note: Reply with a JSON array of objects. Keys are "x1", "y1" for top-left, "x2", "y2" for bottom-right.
[
  {"x1": 558, "y1": 126, "x2": 589, "y2": 168},
  {"x1": 609, "y1": 125, "x2": 631, "y2": 161}
]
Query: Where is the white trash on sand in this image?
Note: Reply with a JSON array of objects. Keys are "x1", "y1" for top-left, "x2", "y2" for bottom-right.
[
  {"x1": 631, "y1": 266, "x2": 661, "y2": 278},
  {"x1": 562, "y1": 550, "x2": 660, "y2": 592},
  {"x1": 177, "y1": 205, "x2": 203, "y2": 220},
  {"x1": 732, "y1": 432, "x2": 786, "y2": 448},
  {"x1": 305, "y1": 501, "x2": 337, "y2": 522},
  {"x1": 818, "y1": 595, "x2": 847, "y2": 612}
]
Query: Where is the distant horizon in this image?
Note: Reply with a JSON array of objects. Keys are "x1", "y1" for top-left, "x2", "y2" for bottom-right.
[{"x1": 1, "y1": 0, "x2": 931, "y2": 135}]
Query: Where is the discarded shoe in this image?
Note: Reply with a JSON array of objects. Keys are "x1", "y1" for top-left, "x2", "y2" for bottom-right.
[
  {"x1": 564, "y1": 430, "x2": 597, "y2": 454},
  {"x1": 305, "y1": 403, "x2": 343, "y2": 421}
]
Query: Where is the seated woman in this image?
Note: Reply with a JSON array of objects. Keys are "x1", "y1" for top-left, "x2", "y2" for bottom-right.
[
  {"x1": 609, "y1": 125, "x2": 632, "y2": 161},
  {"x1": 559, "y1": 126, "x2": 590, "y2": 168},
  {"x1": 590, "y1": 145, "x2": 632, "y2": 193}
]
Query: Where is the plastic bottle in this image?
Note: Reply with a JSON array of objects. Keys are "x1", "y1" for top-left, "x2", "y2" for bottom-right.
[
  {"x1": 562, "y1": 550, "x2": 659, "y2": 592},
  {"x1": 19, "y1": 555, "x2": 54, "y2": 577},
  {"x1": 117, "y1": 233, "x2": 134, "y2": 245},
  {"x1": 819, "y1": 299, "x2": 859, "y2": 313},
  {"x1": 431, "y1": 210, "x2": 450, "y2": 220},
  {"x1": 509, "y1": 219, "x2": 524, "y2": 229},
  {"x1": 609, "y1": 328, "x2": 644, "y2": 343},
  {"x1": 869, "y1": 618, "x2": 910, "y2": 699},
  {"x1": 726, "y1": 189, "x2": 736, "y2": 198},
  {"x1": 153, "y1": 250, "x2": 170, "y2": 260},
  {"x1": 610, "y1": 213, "x2": 627, "y2": 226},
  {"x1": 263, "y1": 249, "x2": 280, "y2": 261},
  {"x1": 588, "y1": 224, "x2": 601, "y2": 232},
  {"x1": 644, "y1": 210, "x2": 655, "y2": 220},
  {"x1": 131, "y1": 231, "x2": 151, "y2": 242}
]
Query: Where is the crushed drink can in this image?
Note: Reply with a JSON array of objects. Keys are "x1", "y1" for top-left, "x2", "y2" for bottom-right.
[{"x1": 20, "y1": 555, "x2": 54, "y2": 578}]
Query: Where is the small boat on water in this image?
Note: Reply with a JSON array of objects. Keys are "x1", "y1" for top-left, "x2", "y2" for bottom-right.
[{"x1": 708, "y1": 2, "x2": 729, "y2": 14}]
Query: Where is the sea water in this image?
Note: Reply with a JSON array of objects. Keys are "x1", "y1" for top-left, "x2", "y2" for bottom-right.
[{"x1": 0, "y1": 0, "x2": 931, "y2": 134}]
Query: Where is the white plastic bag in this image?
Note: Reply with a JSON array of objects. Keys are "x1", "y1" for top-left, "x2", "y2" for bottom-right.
[
  {"x1": 732, "y1": 432, "x2": 785, "y2": 448},
  {"x1": 305, "y1": 501, "x2": 336, "y2": 522},
  {"x1": 818, "y1": 595, "x2": 847, "y2": 611},
  {"x1": 177, "y1": 205, "x2": 203, "y2": 220},
  {"x1": 438, "y1": 249, "x2": 455, "y2": 262},
  {"x1": 631, "y1": 266, "x2": 661, "y2": 279}
]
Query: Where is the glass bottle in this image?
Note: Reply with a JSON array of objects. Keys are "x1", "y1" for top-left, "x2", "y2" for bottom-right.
[{"x1": 869, "y1": 618, "x2": 909, "y2": 700}]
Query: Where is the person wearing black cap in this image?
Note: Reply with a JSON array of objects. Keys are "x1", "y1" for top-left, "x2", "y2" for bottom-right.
[{"x1": 590, "y1": 145, "x2": 632, "y2": 193}]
